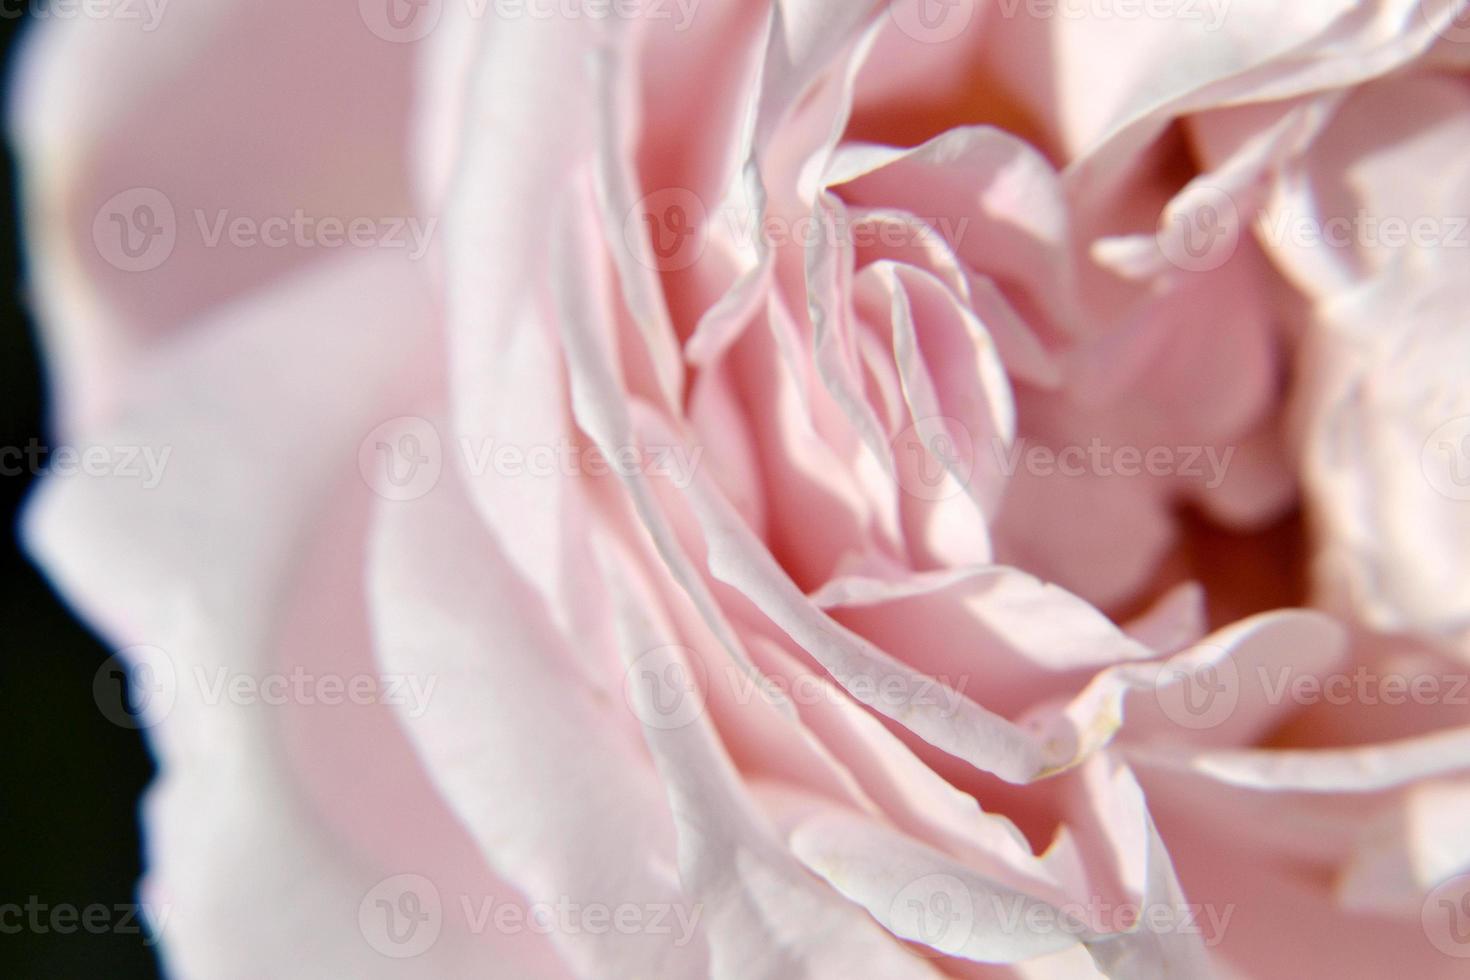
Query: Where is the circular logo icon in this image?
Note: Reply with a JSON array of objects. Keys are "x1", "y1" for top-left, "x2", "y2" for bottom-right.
[
  {"x1": 622, "y1": 645, "x2": 707, "y2": 730},
  {"x1": 359, "y1": 873, "x2": 443, "y2": 958},
  {"x1": 1157, "y1": 184, "x2": 1240, "y2": 273},
  {"x1": 359, "y1": 417, "x2": 443, "y2": 502},
  {"x1": 93, "y1": 645, "x2": 177, "y2": 729},
  {"x1": 624, "y1": 187, "x2": 708, "y2": 272},
  {"x1": 892, "y1": 416, "x2": 975, "y2": 502},
  {"x1": 1422, "y1": 417, "x2": 1470, "y2": 501},
  {"x1": 359, "y1": 0, "x2": 443, "y2": 43},
  {"x1": 93, "y1": 188, "x2": 176, "y2": 273},
  {"x1": 889, "y1": 873, "x2": 974, "y2": 956},
  {"x1": 888, "y1": 0, "x2": 976, "y2": 44},
  {"x1": 1423, "y1": 874, "x2": 1470, "y2": 958},
  {"x1": 1154, "y1": 645, "x2": 1238, "y2": 731},
  {"x1": 1421, "y1": 0, "x2": 1470, "y2": 44}
]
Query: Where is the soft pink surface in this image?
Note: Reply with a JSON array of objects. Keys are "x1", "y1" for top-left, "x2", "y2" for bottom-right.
[{"x1": 14, "y1": 1, "x2": 1470, "y2": 977}]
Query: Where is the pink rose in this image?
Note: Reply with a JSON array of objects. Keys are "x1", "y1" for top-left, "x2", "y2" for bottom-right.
[{"x1": 16, "y1": 0, "x2": 1470, "y2": 976}]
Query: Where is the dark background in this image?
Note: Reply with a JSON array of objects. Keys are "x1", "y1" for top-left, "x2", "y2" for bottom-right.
[{"x1": 0, "y1": 11, "x2": 161, "y2": 979}]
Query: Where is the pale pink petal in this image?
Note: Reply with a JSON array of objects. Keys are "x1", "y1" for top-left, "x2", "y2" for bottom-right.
[
  {"x1": 790, "y1": 809, "x2": 1083, "y2": 963},
  {"x1": 23, "y1": 254, "x2": 560, "y2": 975},
  {"x1": 439, "y1": 12, "x2": 602, "y2": 633},
  {"x1": 609, "y1": 581, "x2": 942, "y2": 978},
  {"x1": 11, "y1": 2, "x2": 419, "y2": 431},
  {"x1": 368, "y1": 465, "x2": 707, "y2": 976}
]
